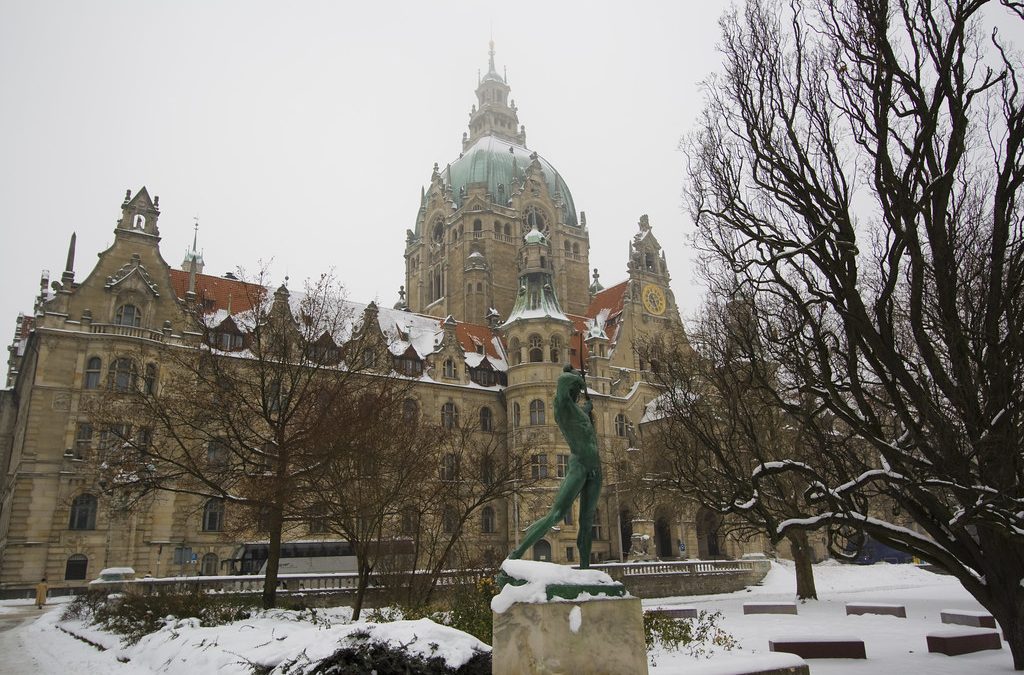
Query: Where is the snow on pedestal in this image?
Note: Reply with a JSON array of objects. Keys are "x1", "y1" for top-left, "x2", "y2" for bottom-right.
[{"x1": 491, "y1": 559, "x2": 647, "y2": 675}]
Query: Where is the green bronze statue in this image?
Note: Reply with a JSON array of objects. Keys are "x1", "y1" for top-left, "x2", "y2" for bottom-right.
[{"x1": 509, "y1": 364, "x2": 602, "y2": 568}]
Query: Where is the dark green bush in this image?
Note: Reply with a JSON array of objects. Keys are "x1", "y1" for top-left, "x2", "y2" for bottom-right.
[
  {"x1": 64, "y1": 590, "x2": 258, "y2": 645},
  {"x1": 303, "y1": 640, "x2": 491, "y2": 675}
]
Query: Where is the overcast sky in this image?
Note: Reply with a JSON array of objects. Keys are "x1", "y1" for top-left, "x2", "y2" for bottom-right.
[{"x1": 0, "y1": 0, "x2": 738, "y2": 334}]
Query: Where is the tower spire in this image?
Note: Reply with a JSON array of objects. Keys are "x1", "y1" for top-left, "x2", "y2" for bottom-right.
[
  {"x1": 465, "y1": 41, "x2": 525, "y2": 149},
  {"x1": 182, "y1": 215, "x2": 205, "y2": 275},
  {"x1": 488, "y1": 39, "x2": 496, "y2": 73}
]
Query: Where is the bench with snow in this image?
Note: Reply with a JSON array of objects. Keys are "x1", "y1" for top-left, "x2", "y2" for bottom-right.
[
  {"x1": 845, "y1": 603, "x2": 907, "y2": 618},
  {"x1": 926, "y1": 628, "x2": 1002, "y2": 656},
  {"x1": 682, "y1": 652, "x2": 809, "y2": 675},
  {"x1": 645, "y1": 607, "x2": 698, "y2": 620},
  {"x1": 769, "y1": 636, "x2": 867, "y2": 659},
  {"x1": 744, "y1": 602, "x2": 798, "y2": 615},
  {"x1": 940, "y1": 609, "x2": 997, "y2": 629}
]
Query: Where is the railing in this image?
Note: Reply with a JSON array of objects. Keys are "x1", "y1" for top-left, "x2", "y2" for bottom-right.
[
  {"x1": 592, "y1": 559, "x2": 758, "y2": 578},
  {"x1": 89, "y1": 567, "x2": 491, "y2": 596},
  {"x1": 90, "y1": 323, "x2": 166, "y2": 342}
]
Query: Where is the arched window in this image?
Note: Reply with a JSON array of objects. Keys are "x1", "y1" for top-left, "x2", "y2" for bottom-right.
[
  {"x1": 69, "y1": 494, "x2": 97, "y2": 530},
  {"x1": 479, "y1": 406, "x2": 493, "y2": 432},
  {"x1": 512, "y1": 402, "x2": 521, "y2": 429},
  {"x1": 481, "y1": 455, "x2": 495, "y2": 485},
  {"x1": 84, "y1": 357, "x2": 102, "y2": 389},
  {"x1": 550, "y1": 336, "x2": 562, "y2": 363},
  {"x1": 528, "y1": 335, "x2": 544, "y2": 363},
  {"x1": 441, "y1": 402, "x2": 459, "y2": 429},
  {"x1": 481, "y1": 506, "x2": 496, "y2": 534},
  {"x1": 473, "y1": 219, "x2": 482, "y2": 234},
  {"x1": 572, "y1": 243, "x2": 580, "y2": 255},
  {"x1": 644, "y1": 253, "x2": 655, "y2": 271},
  {"x1": 509, "y1": 337, "x2": 522, "y2": 366},
  {"x1": 402, "y1": 398, "x2": 419, "y2": 424},
  {"x1": 65, "y1": 554, "x2": 88, "y2": 581},
  {"x1": 443, "y1": 359, "x2": 456, "y2": 378},
  {"x1": 202, "y1": 499, "x2": 224, "y2": 532},
  {"x1": 564, "y1": 241, "x2": 571, "y2": 254},
  {"x1": 529, "y1": 399, "x2": 546, "y2": 426},
  {"x1": 143, "y1": 363, "x2": 158, "y2": 395},
  {"x1": 504, "y1": 223, "x2": 511, "y2": 236},
  {"x1": 115, "y1": 304, "x2": 141, "y2": 327},
  {"x1": 476, "y1": 282, "x2": 483, "y2": 292},
  {"x1": 615, "y1": 414, "x2": 631, "y2": 438},
  {"x1": 201, "y1": 552, "x2": 219, "y2": 576},
  {"x1": 432, "y1": 219, "x2": 445, "y2": 243},
  {"x1": 108, "y1": 358, "x2": 137, "y2": 392}
]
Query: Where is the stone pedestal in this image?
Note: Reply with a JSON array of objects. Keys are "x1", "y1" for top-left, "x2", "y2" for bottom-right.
[{"x1": 492, "y1": 596, "x2": 648, "y2": 675}]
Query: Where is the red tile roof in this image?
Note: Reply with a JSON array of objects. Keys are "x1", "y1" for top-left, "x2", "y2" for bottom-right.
[
  {"x1": 455, "y1": 320, "x2": 503, "y2": 359},
  {"x1": 168, "y1": 270, "x2": 263, "y2": 314}
]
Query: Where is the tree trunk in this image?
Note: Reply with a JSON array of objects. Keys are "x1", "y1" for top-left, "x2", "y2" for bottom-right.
[
  {"x1": 987, "y1": 586, "x2": 1024, "y2": 670},
  {"x1": 352, "y1": 558, "x2": 371, "y2": 621},
  {"x1": 261, "y1": 505, "x2": 284, "y2": 610},
  {"x1": 787, "y1": 530, "x2": 817, "y2": 600}
]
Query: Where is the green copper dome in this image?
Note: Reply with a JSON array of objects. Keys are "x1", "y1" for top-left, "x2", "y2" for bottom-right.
[{"x1": 444, "y1": 135, "x2": 579, "y2": 227}]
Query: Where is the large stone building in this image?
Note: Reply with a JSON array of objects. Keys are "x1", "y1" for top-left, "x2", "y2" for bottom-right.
[{"x1": 0, "y1": 46, "x2": 762, "y2": 592}]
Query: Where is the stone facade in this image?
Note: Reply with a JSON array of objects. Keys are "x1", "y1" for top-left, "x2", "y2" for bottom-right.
[{"x1": 0, "y1": 46, "x2": 770, "y2": 592}]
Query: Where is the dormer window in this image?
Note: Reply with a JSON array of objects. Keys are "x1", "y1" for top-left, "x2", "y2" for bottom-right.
[
  {"x1": 443, "y1": 359, "x2": 456, "y2": 378},
  {"x1": 114, "y1": 304, "x2": 141, "y2": 327}
]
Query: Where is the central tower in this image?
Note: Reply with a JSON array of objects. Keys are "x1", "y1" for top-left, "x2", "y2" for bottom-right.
[{"x1": 403, "y1": 43, "x2": 591, "y2": 323}]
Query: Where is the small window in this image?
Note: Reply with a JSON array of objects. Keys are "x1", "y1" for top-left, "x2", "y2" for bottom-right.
[
  {"x1": 114, "y1": 304, "x2": 141, "y2": 327},
  {"x1": 528, "y1": 335, "x2": 544, "y2": 363},
  {"x1": 65, "y1": 554, "x2": 88, "y2": 581},
  {"x1": 362, "y1": 350, "x2": 377, "y2": 368},
  {"x1": 529, "y1": 399, "x2": 546, "y2": 426},
  {"x1": 69, "y1": 494, "x2": 97, "y2": 530},
  {"x1": 512, "y1": 402, "x2": 521, "y2": 429},
  {"x1": 441, "y1": 402, "x2": 459, "y2": 429},
  {"x1": 207, "y1": 438, "x2": 228, "y2": 467},
  {"x1": 531, "y1": 454, "x2": 548, "y2": 479},
  {"x1": 481, "y1": 455, "x2": 495, "y2": 485},
  {"x1": 615, "y1": 414, "x2": 632, "y2": 438},
  {"x1": 402, "y1": 398, "x2": 419, "y2": 423},
  {"x1": 566, "y1": 546, "x2": 575, "y2": 562},
  {"x1": 84, "y1": 357, "x2": 102, "y2": 389},
  {"x1": 74, "y1": 423, "x2": 93, "y2": 458},
  {"x1": 400, "y1": 508, "x2": 417, "y2": 535},
  {"x1": 556, "y1": 454, "x2": 569, "y2": 478},
  {"x1": 440, "y1": 453, "x2": 459, "y2": 481},
  {"x1": 509, "y1": 337, "x2": 522, "y2": 366},
  {"x1": 592, "y1": 508, "x2": 603, "y2": 540},
  {"x1": 550, "y1": 336, "x2": 562, "y2": 363},
  {"x1": 479, "y1": 406, "x2": 493, "y2": 432},
  {"x1": 203, "y1": 499, "x2": 224, "y2": 532},
  {"x1": 143, "y1": 363, "x2": 158, "y2": 395},
  {"x1": 308, "y1": 505, "x2": 328, "y2": 534},
  {"x1": 563, "y1": 505, "x2": 574, "y2": 525},
  {"x1": 201, "y1": 552, "x2": 219, "y2": 576},
  {"x1": 443, "y1": 359, "x2": 456, "y2": 378},
  {"x1": 481, "y1": 506, "x2": 496, "y2": 533},
  {"x1": 442, "y1": 506, "x2": 459, "y2": 534},
  {"x1": 109, "y1": 358, "x2": 137, "y2": 392}
]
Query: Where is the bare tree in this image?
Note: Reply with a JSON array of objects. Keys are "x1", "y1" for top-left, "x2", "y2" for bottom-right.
[
  {"x1": 301, "y1": 380, "x2": 440, "y2": 620},
  {"x1": 90, "y1": 271, "x2": 378, "y2": 609},
  {"x1": 685, "y1": 0, "x2": 1024, "y2": 665}
]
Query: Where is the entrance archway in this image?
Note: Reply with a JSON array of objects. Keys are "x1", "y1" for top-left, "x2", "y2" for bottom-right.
[
  {"x1": 654, "y1": 513, "x2": 673, "y2": 558},
  {"x1": 532, "y1": 539, "x2": 552, "y2": 562},
  {"x1": 696, "y1": 507, "x2": 724, "y2": 559}
]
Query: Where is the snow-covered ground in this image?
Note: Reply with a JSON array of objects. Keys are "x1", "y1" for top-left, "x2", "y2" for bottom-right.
[{"x1": 0, "y1": 561, "x2": 1016, "y2": 673}]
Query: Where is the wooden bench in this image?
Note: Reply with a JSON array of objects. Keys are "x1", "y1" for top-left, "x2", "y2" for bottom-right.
[
  {"x1": 927, "y1": 628, "x2": 1002, "y2": 656},
  {"x1": 744, "y1": 602, "x2": 798, "y2": 615},
  {"x1": 845, "y1": 603, "x2": 907, "y2": 618},
  {"x1": 645, "y1": 607, "x2": 698, "y2": 620},
  {"x1": 940, "y1": 609, "x2": 996, "y2": 629},
  {"x1": 769, "y1": 637, "x2": 866, "y2": 659}
]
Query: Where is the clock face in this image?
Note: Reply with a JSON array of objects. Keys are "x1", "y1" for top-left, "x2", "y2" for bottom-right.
[{"x1": 642, "y1": 284, "x2": 666, "y2": 316}]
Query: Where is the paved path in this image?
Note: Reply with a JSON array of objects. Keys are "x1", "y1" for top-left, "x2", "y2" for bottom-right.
[{"x1": 0, "y1": 605, "x2": 51, "y2": 672}]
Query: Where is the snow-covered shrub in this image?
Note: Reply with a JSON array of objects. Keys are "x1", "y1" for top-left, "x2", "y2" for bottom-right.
[{"x1": 643, "y1": 609, "x2": 738, "y2": 662}]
